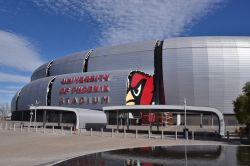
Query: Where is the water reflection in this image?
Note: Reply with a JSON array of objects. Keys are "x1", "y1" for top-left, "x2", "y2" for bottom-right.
[
  {"x1": 237, "y1": 146, "x2": 250, "y2": 166},
  {"x1": 55, "y1": 145, "x2": 250, "y2": 166}
]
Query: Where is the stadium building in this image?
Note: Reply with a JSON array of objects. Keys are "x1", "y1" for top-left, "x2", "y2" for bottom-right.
[{"x1": 11, "y1": 36, "x2": 250, "y2": 135}]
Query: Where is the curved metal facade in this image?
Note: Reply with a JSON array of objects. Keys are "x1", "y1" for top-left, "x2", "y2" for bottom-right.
[
  {"x1": 30, "y1": 41, "x2": 156, "y2": 82},
  {"x1": 162, "y1": 36, "x2": 250, "y2": 114},
  {"x1": 50, "y1": 70, "x2": 130, "y2": 110},
  {"x1": 11, "y1": 91, "x2": 20, "y2": 111},
  {"x1": 12, "y1": 70, "x2": 131, "y2": 111},
  {"x1": 31, "y1": 62, "x2": 49, "y2": 81},
  {"x1": 87, "y1": 41, "x2": 156, "y2": 74},
  {"x1": 12, "y1": 36, "x2": 250, "y2": 115},
  {"x1": 50, "y1": 51, "x2": 88, "y2": 76},
  {"x1": 17, "y1": 77, "x2": 55, "y2": 110}
]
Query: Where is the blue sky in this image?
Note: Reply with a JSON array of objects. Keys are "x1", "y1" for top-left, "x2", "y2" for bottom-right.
[{"x1": 0, "y1": 0, "x2": 250, "y2": 104}]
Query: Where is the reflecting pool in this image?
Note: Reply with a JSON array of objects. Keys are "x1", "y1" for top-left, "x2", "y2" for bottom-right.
[{"x1": 55, "y1": 145, "x2": 250, "y2": 166}]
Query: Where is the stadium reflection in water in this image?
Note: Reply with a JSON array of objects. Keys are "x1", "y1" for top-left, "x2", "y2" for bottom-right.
[{"x1": 55, "y1": 145, "x2": 250, "y2": 166}]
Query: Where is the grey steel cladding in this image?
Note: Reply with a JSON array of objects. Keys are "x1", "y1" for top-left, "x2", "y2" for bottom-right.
[
  {"x1": 12, "y1": 36, "x2": 250, "y2": 115},
  {"x1": 14, "y1": 70, "x2": 130, "y2": 111},
  {"x1": 162, "y1": 36, "x2": 250, "y2": 114},
  {"x1": 49, "y1": 51, "x2": 88, "y2": 76},
  {"x1": 87, "y1": 40, "x2": 156, "y2": 74},
  {"x1": 11, "y1": 91, "x2": 20, "y2": 111},
  {"x1": 50, "y1": 70, "x2": 130, "y2": 110},
  {"x1": 30, "y1": 51, "x2": 89, "y2": 81},
  {"x1": 31, "y1": 62, "x2": 49, "y2": 81},
  {"x1": 30, "y1": 40, "x2": 156, "y2": 81},
  {"x1": 17, "y1": 77, "x2": 55, "y2": 110}
]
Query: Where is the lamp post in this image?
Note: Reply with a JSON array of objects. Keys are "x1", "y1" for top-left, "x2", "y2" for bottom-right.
[
  {"x1": 184, "y1": 98, "x2": 188, "y2": 140},
  {"x1": 184, "y1": 98, "x2": 187, "y2": 128}
]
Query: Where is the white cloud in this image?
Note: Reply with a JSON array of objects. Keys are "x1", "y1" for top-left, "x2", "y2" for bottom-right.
[
  {"x1": 0, "y1": 83, "x2": 24, "y2": 104},
  {"x1": 33, "y1": 0, "x2": 225, "y2": 46},
  {"x1": 33, "y1": 0, "x2": 86, "y2": 17},
  {"x1": 0, "y1": 89, "x2": 18, "y2": 95},
  {"x1": 0, "y1": 30, "x2": 42, "y2": 103},
  {"x1": 0, "y1": 72, "x2": 29, "y2": 83},
  {"x1": 0, "y1": 85, "x2": 23, "y2": 104},
  {"x1": 0, "y1": 30, "x2": 44, "y2": 72},
  {"x1": 4, "y1": 86, "x2": 23, "y2": 90}
]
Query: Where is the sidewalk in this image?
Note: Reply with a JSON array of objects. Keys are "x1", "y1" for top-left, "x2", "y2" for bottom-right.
[{"x1": 0, "y1": 126, "x2": 238, "y2": 166}]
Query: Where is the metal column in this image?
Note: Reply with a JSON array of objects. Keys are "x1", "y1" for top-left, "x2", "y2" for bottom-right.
[
  {"x1": 200, "y1": 113, "x2": 203, "y2": 128},
  {"x1": 59, "y1": 111, "x2": 62, "y2": 126},
  {"x1": 126, "y1": 113, "x2": 129, "y2": 130},
  {"x1": 116, "y1": 111, "x2": 119, "y2": 131},
  {"x1": 43, "y1": 110, "x2": 47, "y2": 127}
]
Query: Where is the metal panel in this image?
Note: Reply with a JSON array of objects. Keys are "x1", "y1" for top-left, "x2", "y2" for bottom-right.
[
  {"x1": 16, "y1": 36, "x2": 250, "y2": 115},
  {"x1": 88, "y1": 41, "x2": 156, "y2": 74},
  {"x1": 50, "y1": 51, "x2": 88, "y2": 76},
  {"x1": 176, "y1": 48, "x2": 194, "y2": 105},
  {"x1": 238, "y1": 47, "x2": 250, "y2": 89},
  {"x1": 222, "y1": 47, "x2": 239, "y2": 113},
  {"x1": 50, "y1": 70, "x2": 130, "y2": 110},
  {"x1": 192, "y1": 47, "x2": 209, "y2": 107},
  {"x1": 17, "y1": 77, "x2": 55, "y2": 110},
  {"x1": 207, "y1": 47, "x2": 224, "y2": 112},
  {"x1": 11, "y1": 90, "x2": 20, "y2": 112},
  {"x1": 163, "y1": 37, "x2": 250, "y2": 114},
  {"x1": 162, "y1": 48, "x2": 179, "y2": 105},
  {"x1": 31, "y1": 62, "x2": 49, "y2": 81}
]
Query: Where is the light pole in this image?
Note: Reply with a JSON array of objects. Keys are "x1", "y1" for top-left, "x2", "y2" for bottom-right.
[
  {"x1": 184, "y1": 98, "x2": 188, "y2": 140},
  {"x1": 184, "y1": 98, "x2": 187, "y2": 129}
]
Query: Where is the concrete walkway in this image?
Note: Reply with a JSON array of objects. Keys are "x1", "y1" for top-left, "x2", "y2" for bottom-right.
[{"x1": 0, "y1": 127, "x2": 239, "y2": 166}]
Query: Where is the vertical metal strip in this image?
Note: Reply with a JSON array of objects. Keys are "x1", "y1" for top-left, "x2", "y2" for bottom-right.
[
  {"x1": 46, "y1": 60, "x2": 54, "y2": 77},
  {"x1": 83, "y1": 49, "x2": 93, "y2": 72},
  {"x1": 153, "y1": 40, "x2": 165, "y2": 104},
  {"x1": 46, "y1": 77, "x2": 56, "y2": 106}
]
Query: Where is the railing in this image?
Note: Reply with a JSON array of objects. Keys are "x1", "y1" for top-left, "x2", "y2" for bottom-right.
[{"x1": 0, "y1": 121, "x2": 232, "y2": 141}]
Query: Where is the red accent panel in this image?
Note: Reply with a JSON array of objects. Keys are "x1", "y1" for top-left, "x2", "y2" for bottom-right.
[
  {"x1": 140, "y1": 76, "x2": 154, "y2": 104},
  {"x1": 130, "y1": 72, "x2": 154, "y2": 105}
]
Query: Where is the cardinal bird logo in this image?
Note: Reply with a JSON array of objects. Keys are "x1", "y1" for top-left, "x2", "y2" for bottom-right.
[{"x1": 126, "y1": 71, "x2": 154, "y2": 105}]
